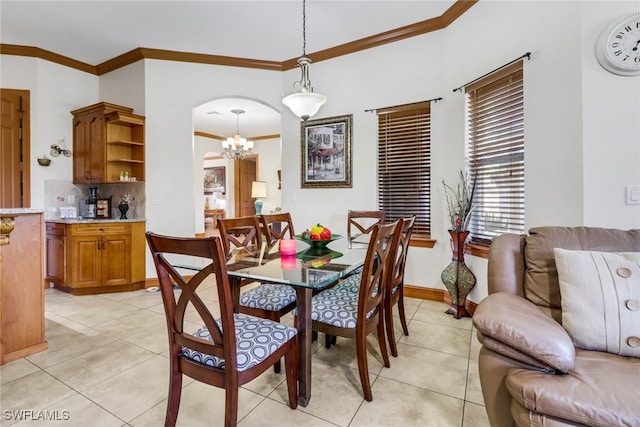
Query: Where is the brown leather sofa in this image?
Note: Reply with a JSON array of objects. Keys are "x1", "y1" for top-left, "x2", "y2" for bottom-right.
[{"x1": 472, "y1": 226, "x2": 640, "y2": 427}]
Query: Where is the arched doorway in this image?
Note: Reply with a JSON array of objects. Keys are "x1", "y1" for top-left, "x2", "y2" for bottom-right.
[{"x1": 193, "y1": 97, "x2": 281, "y2": 233}]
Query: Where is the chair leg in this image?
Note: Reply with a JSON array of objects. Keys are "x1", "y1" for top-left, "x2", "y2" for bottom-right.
[
  {"x1": 224, "y1": 386, "x2": 239, "y2": 427},
  {"x1": 398, "y1": 293, "x2": 409, "y2": 336},
  {"x1": 377, "y1": 317, "x2": 390, "y2": 368},
  {"x1": 273, "y1": 359, "x2": 282, "y2": 373},
  {"x1": 385, "y1": 302, "x2": 399, "y2": 358},
  {"x1": 165, "y1": 363, "x2": 183, "y2": 427},
  {"x1": 355, "y1": 329, "x2": 373, "y2": 401},
  {"x1": 325, "y1": 333, "x2": 333, "y2": 349},
  {"x1": 284, "y1": 341, "x2": 299, "y2": 409}
]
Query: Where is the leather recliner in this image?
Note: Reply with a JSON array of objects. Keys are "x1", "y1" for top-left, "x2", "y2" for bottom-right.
[{"x1": 472, "y1": 226, "x2": 640, "y2": 427}]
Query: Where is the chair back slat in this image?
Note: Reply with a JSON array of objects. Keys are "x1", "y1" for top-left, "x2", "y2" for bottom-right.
[
  {"x1": 217, "y1": 216, "x2": 263, "y2": 255},
  {"x1": 358, "y1": 220, "x2": 401, "y2": 319},
  {"x1": 387, "y1": 216, "x2": 416, "y2": 293},
  {"x1": 260, "y1": 213, "x2": 296, "y2": 246},
  {"x1": 347, "y1": 210, "x2": 385, "y2": 245}
]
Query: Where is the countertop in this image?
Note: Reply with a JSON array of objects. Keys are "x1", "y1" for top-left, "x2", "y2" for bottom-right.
[
  {"x1": 46, "y1": 218, "x2": 146, "y2": 224},
  {"x1": 0, "y1": 208, "x2": 44, "y2": 216}
]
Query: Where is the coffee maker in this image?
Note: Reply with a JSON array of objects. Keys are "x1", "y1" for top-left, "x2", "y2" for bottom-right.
[{"x1": 83, "y1": 186, "x2": 98, "y2": 219}]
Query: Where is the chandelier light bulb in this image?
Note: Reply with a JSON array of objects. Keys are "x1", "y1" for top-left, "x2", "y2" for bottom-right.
[{"x1": 221, "y1": 109, "x2": 253, "y2": 160}]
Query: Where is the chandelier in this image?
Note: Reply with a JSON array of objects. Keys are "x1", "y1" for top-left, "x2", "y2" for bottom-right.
[
  {"x1": 282, "y1": 0, "x2": 326, "y2": 121},
  {"x1": 221, "y1": 109, "x2": 254, "y2": 160}
]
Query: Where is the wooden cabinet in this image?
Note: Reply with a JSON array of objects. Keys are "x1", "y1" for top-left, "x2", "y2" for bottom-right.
[
  {"x1": 1, "y1": 212, "x2": 47, "y2": 365},
  {"x1": 46, "y1": 221, "x2": 146, "y2": 295},
  {"x1": 71, "y1": 102, "x2": 145, "y2": 184},
  {"x1": 45, "y1": 222, "x2": 66, "y2": 285}
]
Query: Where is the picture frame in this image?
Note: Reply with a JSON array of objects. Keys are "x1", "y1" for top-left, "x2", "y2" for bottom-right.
[
  {"x1": 204, "y1": 166, "x2": 225, "y2": 194},
  {"x1": 301, "y1": 114, "x2": 352, "y2": 188}
]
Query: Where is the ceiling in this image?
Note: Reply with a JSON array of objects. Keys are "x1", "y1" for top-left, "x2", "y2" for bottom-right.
[{"x1": 1, "y1": 0, "x2": 456, "y2": 139}]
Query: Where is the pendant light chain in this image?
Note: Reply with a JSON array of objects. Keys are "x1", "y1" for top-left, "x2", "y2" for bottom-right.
[
  {"x1": 302, "y1": 0, "x2": 307, "y2": 57},
  {"x1": 281, "y1": 0, "x2": 327, "y2": 121}
]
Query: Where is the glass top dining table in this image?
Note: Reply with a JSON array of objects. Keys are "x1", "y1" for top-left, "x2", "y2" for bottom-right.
[{"x1": 226, "y1": 236, "x2": 369, "y2": 407}]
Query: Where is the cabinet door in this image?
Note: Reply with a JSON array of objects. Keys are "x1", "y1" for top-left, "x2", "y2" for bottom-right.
[
  {"x1": 101, "y1": 234, "x2": 131, "y2": 286},
  {"x1": 73, "y1": 112, "x2": 105, "y2": 184},
  {"x1": 69, "y1": 236, "x2": 101, "y2": 288},
  {"x1": 73, "y1": 116, "x2": 89, "y2": 183},
  {"x1": 45, "y1": 232, "x2": 65, "y2": 284},
  {"x1": 87, "y1": 113, "x2": 106, "y2": 183}
]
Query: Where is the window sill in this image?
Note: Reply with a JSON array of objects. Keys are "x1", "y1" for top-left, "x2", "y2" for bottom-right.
[
  {"x1": 410, "y1": 237, "x2": 436, "y2": 248},
  {"x1": 467, "y1": 242, "x2": 490, "y2": 259}
]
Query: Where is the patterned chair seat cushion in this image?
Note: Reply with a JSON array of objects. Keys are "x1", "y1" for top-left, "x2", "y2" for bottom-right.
[
  {"x1": 308, "y1": 288, "x2": 376, "y2": 328},
  {"x1": 332, "y1": 273, "x2": 362, "y2": 294},
  {"x1": 332, "y1": 273, "x2": 381, "y2": 298},
  {"x1": 239, "y1": 283, "x2": 296, "y2": 311},
  {"x1": 180, "y1": 313, "x2": 297, "y2": 371}
]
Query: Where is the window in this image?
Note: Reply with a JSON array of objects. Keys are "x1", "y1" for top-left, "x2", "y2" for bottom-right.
[
  {"x1": 377, "y1": 101, "x2": 431, "y2": 237},
  {"x1": 465, "y1": 61, "x2": 525, "y2": 244}
]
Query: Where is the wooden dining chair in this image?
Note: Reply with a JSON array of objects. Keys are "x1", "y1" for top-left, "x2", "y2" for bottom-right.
[
  {"x1": 383, "y1": 215, "x2": 416, "y2": 357},
  {"x1": 216, "y1": 216, "x2": 263, "y2": 256},
  {"x1": 218, "y1": 216, "x2": 297, "y2": 373},
  {"x1": 305, "y1": 220, "x2": 401, "y2": 401},
  {"x1": 260, "y1": 212, "x2": 296, "y2": 248},
  {"x1": 145, "y1": 232, "x2": 298, "y2": 427},
  {"x1": 347, "y1": 210, "x2": 385, "y2": 246}
]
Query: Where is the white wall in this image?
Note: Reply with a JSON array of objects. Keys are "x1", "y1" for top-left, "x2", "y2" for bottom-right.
[
  {"x1": 581, "y1": 2, "x2": 640, "y2": 228},
  {"x1": 0, "y1": 55, "x2": 99, "y2": 210}
]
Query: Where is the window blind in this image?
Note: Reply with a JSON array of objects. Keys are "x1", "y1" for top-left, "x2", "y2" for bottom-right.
[
  {"x1": 465, "y1": 61, "x2": 525, "y2": 243},
  {"x1": 377, "y1": 102, "x2": 431, "y2": 237}
]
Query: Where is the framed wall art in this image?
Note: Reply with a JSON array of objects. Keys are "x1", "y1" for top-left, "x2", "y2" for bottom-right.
[
  {"x1": 204, "y1": 166, "x2": 225, "y2": 194},
  {"x1": 301, "y1": 114, "x2": 352, "y2": 188}
]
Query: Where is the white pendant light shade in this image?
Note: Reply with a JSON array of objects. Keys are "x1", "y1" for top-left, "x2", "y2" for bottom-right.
[{"x1": 282, "y1": 92, "x2": 327, "y2": 122}]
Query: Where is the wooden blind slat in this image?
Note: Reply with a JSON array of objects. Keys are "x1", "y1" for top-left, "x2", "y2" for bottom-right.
[
  {"x1": 466, "y1": 60, "x2": 525, "y2": 242},
  {"x1": 378, "y1": 102, "x2": 432, "y2": 236}
]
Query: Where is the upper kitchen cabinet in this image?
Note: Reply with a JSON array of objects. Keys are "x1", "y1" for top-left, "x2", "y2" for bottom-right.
[{"x1": 71, "y1": 102, "x2": 145, "y2": 184}]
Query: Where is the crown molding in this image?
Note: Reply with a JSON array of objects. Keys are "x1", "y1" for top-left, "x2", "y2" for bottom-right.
[
  {"x1": 1, "y1": 0, "x2": 477, "y2": 75},
  {"x1": 282, "y1": 0, "x2": 477, "y2": 70},
  {"x1": 0, "y1": 44, "x2": 98, "y2": 74},
  {"x1": 96, "y1": 47, "x2": 283, "y2": 75}
]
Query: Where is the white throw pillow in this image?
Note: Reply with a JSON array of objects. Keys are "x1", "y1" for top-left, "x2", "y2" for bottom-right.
[{"x1": 554, "y1": 248, "x2": 640, "y2": 358}]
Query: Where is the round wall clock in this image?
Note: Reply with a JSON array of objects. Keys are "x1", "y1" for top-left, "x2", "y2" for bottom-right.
[{"x1": 595, "y1": 12, "x2": 640, "y2": 76}]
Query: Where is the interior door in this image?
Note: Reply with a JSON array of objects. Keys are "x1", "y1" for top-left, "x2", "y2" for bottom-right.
[
  {"x1": 0, "y1": 89, "x2": 31, "y2": 208},
  {"x1": 235, "y1": 157, "x2": 257, "y2": 217}
]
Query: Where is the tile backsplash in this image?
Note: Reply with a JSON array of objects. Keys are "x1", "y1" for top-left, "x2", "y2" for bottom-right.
[{"x1": 44, "y1": 180, "x2": 145, "y2": 220}]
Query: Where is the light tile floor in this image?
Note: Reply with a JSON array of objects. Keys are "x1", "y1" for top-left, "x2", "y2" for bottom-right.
[{"x1": 1, "y1": 283, "x2": 490, "y2": 427}]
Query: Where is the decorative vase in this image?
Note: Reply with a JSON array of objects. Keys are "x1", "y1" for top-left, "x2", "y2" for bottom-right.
[
  {"x1": 441, "y1": 230, "x2": 476, "y2": 319},
  {"x1": 118, "y1": 201, "x2": 129, "y2": 220}
]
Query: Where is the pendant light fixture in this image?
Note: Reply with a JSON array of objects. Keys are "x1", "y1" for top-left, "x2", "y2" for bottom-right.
[
  {"x1": 282, "y1": 0, "x2": 326, "y2": 121},
  {"x1": 221, "y1": 109, "x2": 254, "y2": 160}
]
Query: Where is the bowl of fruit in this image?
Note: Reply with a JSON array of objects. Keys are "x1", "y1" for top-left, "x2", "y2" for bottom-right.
[{"x1": 295, "y1": 224, "x2": 342, "y2": 249}]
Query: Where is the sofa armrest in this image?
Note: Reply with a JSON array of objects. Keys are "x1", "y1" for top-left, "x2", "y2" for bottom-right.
[{"x1": 473, "y1": 292, "x2": 575, "y2": 373}]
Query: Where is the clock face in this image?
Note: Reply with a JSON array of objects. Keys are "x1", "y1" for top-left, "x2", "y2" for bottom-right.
[{"x1": 596, "y1": 12, "x2": 640, "y2": 76}]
